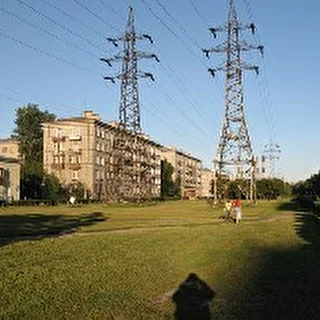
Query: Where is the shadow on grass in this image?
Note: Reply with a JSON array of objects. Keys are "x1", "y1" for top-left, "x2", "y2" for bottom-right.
[
  {"x1": 226, "y1": 209, "x2": 320, "y2": 319},
  {"x1": 198, "y1": 201, "x2": 320, "y2": 319},
  {"x1": 0, "y1": 212, "x2": 106, "y2": 247},
  {"x1": 246, "y1": 212, "x2": 320, "y2": 319},
  {"x1": 276, "y1": 199, "x2": 309, "y2": 212},
  {"x1": 172, "y1": 273, "x2": 215, "y2": 320}
]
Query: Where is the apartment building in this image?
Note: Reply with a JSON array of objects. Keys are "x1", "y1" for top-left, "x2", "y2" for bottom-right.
[
  {"x1": 0, "y1": 138, "x2": 20, "y2": 159},
  {"x1": 200, "y1": 168, "x2": 213, "y2": 198},
  {"x1": 43, "y1": 111, "x2": 162, "y2": 200},
  {"x1": 161, "y1": 146, "x2": 202, "y2": 199},
  {"x1": 0, "y1": 139, "x2": 21, "y2": 201}
]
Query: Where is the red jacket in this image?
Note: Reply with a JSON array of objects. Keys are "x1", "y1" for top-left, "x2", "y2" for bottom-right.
[{"x1": 232, "y1": 199, "x2": 241, "y2": 207}]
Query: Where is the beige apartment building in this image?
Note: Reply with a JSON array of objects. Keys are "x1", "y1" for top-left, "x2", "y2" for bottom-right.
[
  {"x1": 0, "y1": 139, "x2": 21, "y2": 201},
  {"x1": 43, "y1": 111, "x2": 162, "y2": 201},
  {"x1": 161, "y1": 146, "x2": 202, "y2": 199},
  {"x1": 200, "y1": 168, "x2": 213, "y2": 198},
  {"x1": 0, "y1": 138, "x2": 20, "y2": 159}
]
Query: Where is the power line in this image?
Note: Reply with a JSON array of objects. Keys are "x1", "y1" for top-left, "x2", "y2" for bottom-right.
[
  {"x1": 0, "y1": 91, "x2": 81, "y2": 117},
  {"x1": 15, "y1": 0, "x2": 106, "y2": 53},
  {"x1": 154, "y1": 81, "x2": 212, "y2": 142},
  {"x1": 186, "y1": 0, "x2": 210, "y2": 27},
  {"x1": 36, "y1": 0, "x2": 220, "y2": 132},
  {"x1": 153, "y1": 0, "x2": 203, "y2": 49},
  {"x1": 72, "y1": 0, "x2": 120, "y2": 33},
  {"x1": 0, "y1": 29, "x2": 102, "y2": 76},
  {"x1": 95, "y1": 0, "x2": 126, "y2": 22},
  {"x1": 241, "y1": 0, "x2": 276, "y2": 140},
  {"x1": 140, "y1": 0, "x2": 208, "y2": 69},
  {"x1": 157, "y1": 58, "x2": 215, "y2": 128},
  {"x1": 38, "y1": 0, "x2": 106, "y2": 39},
  {"x1": 0, "y1": 7, "x2": 99, "y2": 60}
]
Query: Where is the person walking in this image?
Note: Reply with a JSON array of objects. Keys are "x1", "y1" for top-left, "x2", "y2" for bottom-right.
[
  {"x1": 232, "y1": 198, "x2": 242, "y2": 224},
  {"x1": 224, "y1": 200, "x2": 233, "y2": 222}
]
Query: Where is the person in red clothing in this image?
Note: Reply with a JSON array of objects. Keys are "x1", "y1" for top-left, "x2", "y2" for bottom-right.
[{"x1": 232, "y1": 199, "x2": 242, "y2": 224}]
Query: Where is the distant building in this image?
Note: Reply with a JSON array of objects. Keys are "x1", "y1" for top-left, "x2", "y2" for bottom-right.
[
  {"x1": 0, "y1": 139, "x2": 21, "y2": 201},
  {"x1": 161, "y1": 146, "x2": 202, "y2": 199},
  {"x1": 0, "y1": 138, "x2": 20, "y2": 160},
  {"x1": 42, "y1": 111, "x2": 162, "y2": 201},
  {"x1": 200, "y1": 168, "x2": 213, "y2": 198}
]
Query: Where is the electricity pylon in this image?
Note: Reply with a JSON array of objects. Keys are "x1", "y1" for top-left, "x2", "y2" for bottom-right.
[
  {"x1": 101, "y1": 6, "x2": 159, "y2": 133},
  {"x1": 202, "y1": 0, "x2": 263, "y2": 203},
  {"x1": 262, "y1": 142, "x2": 281, "y2": 179}
]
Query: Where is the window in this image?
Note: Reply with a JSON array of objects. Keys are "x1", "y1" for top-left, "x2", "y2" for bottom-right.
[
  {"x1": 76, "y1": 155, "x2": 81, "y2": 164},
  {"x1": 96, "y1": 143, "x2": 100, "y2": 151},
  {"x1": 96, "y1": 156, "x2": 100, "y2": 165},
  {"x1": 53, "y1": 156, "x2": 59, "y2": 164},
  {"x1": 96, "y1": 170, "x2": 100, "y2": 180},
  {"x1": 101, "y1": 157, "x2": 105, "y2": 166},
  {"x1": 56, "y1": 128, "x2": 63, "y2": 137},
  {"x1": 101, "y1": 129, "x2": 105, "y2": 139},
  {"x1": 72, "y1": 171, "x2": 79, "y2": 180}
]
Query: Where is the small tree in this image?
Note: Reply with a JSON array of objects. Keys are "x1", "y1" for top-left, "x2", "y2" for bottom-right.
[
  {"x1": 12, "y1": 104, "x2": 56, "y2": 199},
  {"x1": 161, "y1": 160, "x2": 181, "y2": 198}
]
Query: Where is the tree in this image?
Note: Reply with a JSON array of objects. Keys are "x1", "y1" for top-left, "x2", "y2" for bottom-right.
[
  {"x1": 161, "y1": 160, "x2": 181, "y2": 198},
  {"x1": 13, "y1": 104, "x2": 56, "y2": 169},
  {"x1": 12, "y1": 104, "x2": 56, "y2": 199},
  {"x1": 256, "y1": 178, "x2": 291, "y2": 200}
]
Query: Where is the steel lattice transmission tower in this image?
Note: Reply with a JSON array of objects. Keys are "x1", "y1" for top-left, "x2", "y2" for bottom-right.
[
  {"x1": 262, "y1": 142, "x2": 281, "y2": 179},
  {"x1": 202, "y1": 0, "x2": 263, "y2": 202},
  {"x1": 101, "y1": 6, "x2": 159, "y2": 132}
]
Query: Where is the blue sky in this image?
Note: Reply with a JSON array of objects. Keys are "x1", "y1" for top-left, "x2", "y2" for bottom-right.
[{"x1": 0, "y1": 0, "x2": 319, "y2": 182}]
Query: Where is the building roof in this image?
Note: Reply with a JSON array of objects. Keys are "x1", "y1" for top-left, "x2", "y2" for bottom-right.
[
  {"x1": 42, "y1": 111, "x2": 164, "y2": 149},
  {"x1": 0, "y1": 156, "x2": 21, "y2": 164},
  {"x1": 162, "y1": 146, "x2": 201, "y2": 162},
  {"x1": 0, "y1": 138, "x2": 19, "y2": 144}
]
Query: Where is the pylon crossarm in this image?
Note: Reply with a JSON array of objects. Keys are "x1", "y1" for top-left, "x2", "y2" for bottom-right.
[
  {"x1": 137, "y1": 71, "x2": 155, "y2": 82},
  {"x1": 136, "y1": 52, "x2": 160, "y2": 62},
  {"x1": 208, "y1": 26, "x2": 227, "y2": 38}
]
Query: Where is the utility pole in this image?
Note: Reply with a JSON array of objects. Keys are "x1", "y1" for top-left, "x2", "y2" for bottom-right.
[
  {"x1": 101, "y1": 6, "x2": 159, "y2": 133},
  {"x1": 262, "y1": 142, "x2": 281, "y2": 179},
  {"x1": 202, "y1": 0, "x2": 263, "y2": 203}
]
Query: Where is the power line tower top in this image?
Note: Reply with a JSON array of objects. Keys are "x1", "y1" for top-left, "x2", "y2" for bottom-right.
[
  {"x1": 203, "y1": 0, "x2": 263, "y2": 202},
  {"x1": 101, "y1": 6, "x2": 159, "y2": 133}
]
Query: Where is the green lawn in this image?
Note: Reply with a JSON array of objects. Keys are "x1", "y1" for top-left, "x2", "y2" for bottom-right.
[{"x1": 0, "y1": 200, "x2": 319, "y2": 319}]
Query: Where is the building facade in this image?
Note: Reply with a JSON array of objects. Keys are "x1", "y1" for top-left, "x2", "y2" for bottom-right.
[
  {"x1": 0, "y1": 139, "x2": 21, "y2": 201},
  {"x1": 43, "y1": 111, "x2": 162, "y2": 201},
  {"x1": 161, "y1": 146, "x2": 202, "y2": 199},
  {"x1": 0, "y1": 138, "x2": 20, "y2": 160},
  {"x1": 200, "y1": 168, "x2": 213, "y2": 198}
]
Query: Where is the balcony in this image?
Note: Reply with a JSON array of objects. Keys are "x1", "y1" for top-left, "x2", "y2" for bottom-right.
[
  {"x1": 68, "y1": 148, "x2": 82, "y2": 155},
  {"x1": 68, "y1": 163, "x2": 81, "y2": 170},
  {"x1": 52, "y1": 136, "x2": 66, "y2": 143},
  {"x1": 51, "y1": 163, "x2": 65, "y2": 170},
  {"x1": 69, "y1": 135, "x2": 82, "y2": 141}
]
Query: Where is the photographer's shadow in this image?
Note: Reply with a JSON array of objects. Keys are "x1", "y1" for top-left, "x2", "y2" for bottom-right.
[{"x1": 172, "y1": 273, "x2": 215, "y2": 320}]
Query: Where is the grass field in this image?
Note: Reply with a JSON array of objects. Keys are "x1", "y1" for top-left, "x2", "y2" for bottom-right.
[{"x1": 0, "y1": 200, "x2": 320, "y2": 319}]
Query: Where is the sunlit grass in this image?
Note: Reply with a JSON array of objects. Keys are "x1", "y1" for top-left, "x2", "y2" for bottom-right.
[{"x1": 0, "y1": 200, "x2": 319, "y2": 319}]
